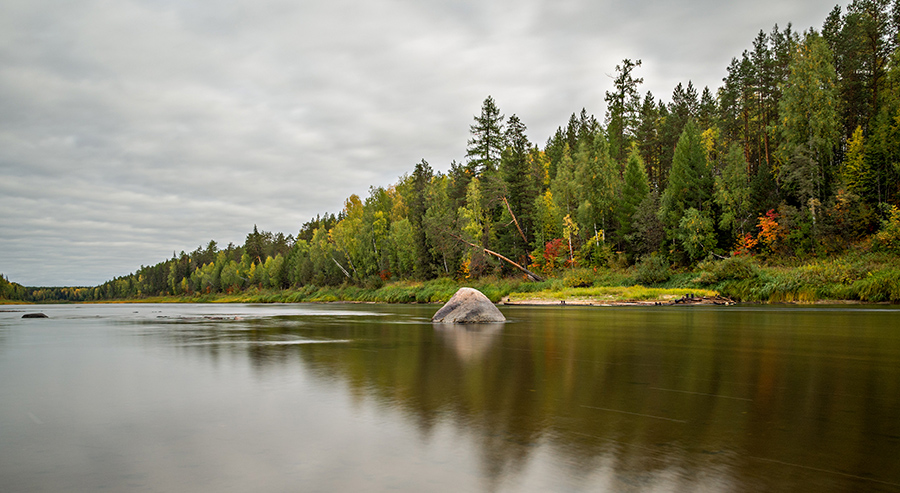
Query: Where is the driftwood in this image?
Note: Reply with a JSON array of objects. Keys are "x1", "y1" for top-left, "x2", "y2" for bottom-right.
[
  {"x1": 449, "y1": 232, "x2": 545, "y2": 282},
  {"x1": 671, "y1": 294, "x2": 735, "y2": 305}
]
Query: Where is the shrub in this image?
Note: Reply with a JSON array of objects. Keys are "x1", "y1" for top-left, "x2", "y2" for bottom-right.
[
  {"x1": 564, "y1": 269, "x2": 596, "y2": 288},
  {"x1": 873, "y1": 205, "x2": 900, "y2": 254},
  {"x1": 696, "y1": 255, "x2": 759, "y2": 285},
  {"x1": 633, "y1": 253, "x2": 671, "y2": 285}
]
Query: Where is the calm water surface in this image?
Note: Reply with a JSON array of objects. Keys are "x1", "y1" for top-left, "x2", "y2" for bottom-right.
[{"x1": 1, "y1": 303, "x2": 899, "y2": 492}]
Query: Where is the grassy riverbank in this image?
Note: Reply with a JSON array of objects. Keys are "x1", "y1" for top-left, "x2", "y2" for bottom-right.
[
  {"x1": 178, "y1": 246, "x2": 898, "y2": 305},
  {"x1": 694, "y1": 251, "x2": 900, "y2": 303},
  {"x1": 6, "y1": 246, "x2": 899, "y2": 305}
]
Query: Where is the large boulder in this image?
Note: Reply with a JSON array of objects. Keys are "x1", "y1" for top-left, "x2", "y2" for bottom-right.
[{"x1": 432, "y1": 287, "x2": 506, "y2": 323}]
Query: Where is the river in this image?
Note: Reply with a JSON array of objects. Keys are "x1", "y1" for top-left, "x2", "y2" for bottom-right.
[{"x1": 1, "y1": 303, "x2": 898, "y2": 492}]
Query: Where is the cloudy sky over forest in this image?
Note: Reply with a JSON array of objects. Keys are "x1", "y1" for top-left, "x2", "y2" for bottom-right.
[{"x1": 1, "y1": 0, "x2": 839, "y2": 286}]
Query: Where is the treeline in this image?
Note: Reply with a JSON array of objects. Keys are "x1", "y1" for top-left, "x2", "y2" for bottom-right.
[
  {"x1": 0, "y1": 274, "x2": 29, "y2": 301},
  {"x1": 4, "y1": 1, "x2": 900, "y2": 303}
]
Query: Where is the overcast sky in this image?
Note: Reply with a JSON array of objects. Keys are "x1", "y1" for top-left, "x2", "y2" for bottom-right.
[{"x1": 1, "y1": 0, "x2": 839, "y2": 287}]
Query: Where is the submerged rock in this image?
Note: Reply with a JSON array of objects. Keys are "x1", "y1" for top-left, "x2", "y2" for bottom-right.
[
  {"x1": 22, "y1": 313, "x2": 49, "y2": 318},
  {"x1": 432, "y1": 287, "x2": 506, "y2": 323}
]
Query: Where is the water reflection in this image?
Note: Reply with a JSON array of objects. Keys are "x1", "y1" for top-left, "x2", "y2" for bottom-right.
[
  {"x1": 157, "y1": 306, "x2": 900, "y2": 490},
  {"x1": 286, "y1": 305, "x2": 900, "y2": 491},
  {"x1": 433, "y1": 323, "x2": 503, "y2": 363},
  {"x1": 2, "y1": 304, "x2": 899, "y2": 492}
]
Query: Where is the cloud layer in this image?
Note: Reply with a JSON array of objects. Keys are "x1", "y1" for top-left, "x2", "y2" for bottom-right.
[{"x1": 0, "y1": 0, "x2": 838, "y2": 286}]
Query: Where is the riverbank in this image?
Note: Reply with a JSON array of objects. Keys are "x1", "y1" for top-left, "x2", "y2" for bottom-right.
[{"x1": 5, "y1": 247, "x2": 899, "y2": 305}]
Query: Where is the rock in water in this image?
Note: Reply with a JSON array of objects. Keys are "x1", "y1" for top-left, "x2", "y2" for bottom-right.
[
  {"x1": 22, "y1": 313, "x2": 49, "y2": 318},
  {"x1": 432, "y1": 287, "x2": 506, "y2": 323}
]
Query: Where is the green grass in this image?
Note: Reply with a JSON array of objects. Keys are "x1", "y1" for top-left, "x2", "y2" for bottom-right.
[{"x1": 507, "y1": 285, "x2": 718, "y2": 303}]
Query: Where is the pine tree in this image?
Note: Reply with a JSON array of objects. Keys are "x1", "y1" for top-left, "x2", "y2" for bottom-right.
[
  {"x1": 831, "y1": 0, "x2": 896, "y2": 133},
  {"x1": 605, "y1": 59, "x2": 643, "y2": 162}
]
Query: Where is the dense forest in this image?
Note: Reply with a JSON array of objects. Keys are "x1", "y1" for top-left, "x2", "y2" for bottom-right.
[{"x1": 5, "y1": 1, "x2": 900, "y2": 303}]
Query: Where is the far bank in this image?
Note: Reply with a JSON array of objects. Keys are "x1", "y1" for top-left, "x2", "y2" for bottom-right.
[{"x1": 9, "y1": 248, "x2": 898, "y2": 305}]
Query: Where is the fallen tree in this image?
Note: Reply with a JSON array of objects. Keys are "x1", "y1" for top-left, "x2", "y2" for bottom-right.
[{"x1": 448, "y1": 232, "x2": 545, "y2": 282}]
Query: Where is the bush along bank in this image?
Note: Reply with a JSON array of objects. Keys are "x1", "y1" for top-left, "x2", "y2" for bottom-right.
[{"x1": 689, "y1": 251, "x2": 900, "y2": 303}]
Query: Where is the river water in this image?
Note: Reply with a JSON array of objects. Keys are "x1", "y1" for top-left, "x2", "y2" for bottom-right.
[{"x1": 1, "y1": 303, "x2": 898, "y2": 492}]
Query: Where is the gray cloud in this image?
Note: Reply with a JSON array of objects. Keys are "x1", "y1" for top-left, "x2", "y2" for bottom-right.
[{"x1": 0, "y1": 0, "x2": 838, "y2": 286}]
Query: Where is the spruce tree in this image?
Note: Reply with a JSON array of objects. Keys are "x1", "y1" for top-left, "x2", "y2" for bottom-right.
[
  {"x1": 500, "y1": 114, "x2": 537, "y2": 254},
  {"x1": 574, "y1": 133, "x2": 618, "y2": 239},
  {"x1": 659, "y1": 119, "x2": 712, "y2": 238},
  {"x1": 466, "y1": 96, "x2": 505, "y2": 174},
  {"x1": 635, "y1": 91, "x2": 661, "y2": 187},
  {"x1": 617, "y1": 146, "x2": 650, "y2": 248}
]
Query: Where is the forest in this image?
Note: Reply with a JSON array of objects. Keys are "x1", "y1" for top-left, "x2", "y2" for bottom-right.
[{"x1": 4, "y1": 0, "x2": 900, "y2": 303}]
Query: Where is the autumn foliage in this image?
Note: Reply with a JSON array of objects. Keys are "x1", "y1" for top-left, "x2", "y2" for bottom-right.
[{"x1": 757, "y1": 209, "x2": 785, "y2": 252}]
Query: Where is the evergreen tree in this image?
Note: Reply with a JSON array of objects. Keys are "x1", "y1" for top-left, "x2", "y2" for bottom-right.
[
  {"x1": 466, "y1": 96, "x2": 505, "y2": 174},
  {"x1": 635, "y1": 91, "x2": 662, "y2": 188},
  {"x1": 245, "y1": 226, "x2": 265, "y2": 264},
  {"x1": 403, "y1": 159, "x2": 436, "y2": 277},
  {"x1": 867, "y1": 98, "x2": 900, "y2": 203},
  {"x1": 544, "y1": 127, "x2": 567, "y2": 182},
  {"x1": 575, "y1": 108, "x2": 601, "y2": 148},
  {"x1": 574, "y1": 133, "x2": 618, "y2": 240},
  {"x1": 697, "y1": 86, "x2": 717, "y2": 131},
  {"x1": 447, "y1": 160, "x2": 474, "y2": 211},
  {"x1": 829, "y1": 0, "x2": 896, "y2": 134},
  {"x1": 500, "y1": 114, "x2": 538, "y2": 255},
  {"x1": 605, "y1": 59, "x2": 643, "y2": 162},
  {"x1": 616, "y1": 146, "x2": 651, "y2": 252},
  {"x1": 659, "y1": 119, "x2": 713, "y2": 240},
  {"x1": 629, "y1": 190, "x2": 666, "y2": 258},
  {"x1": 659, "y1": 82, "x2": 699, "y2": 178}
]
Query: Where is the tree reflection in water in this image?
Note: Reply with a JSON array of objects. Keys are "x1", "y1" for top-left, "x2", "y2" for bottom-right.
[{"x1": 160, "y1": 305, "x2": 900, "y2": 492}]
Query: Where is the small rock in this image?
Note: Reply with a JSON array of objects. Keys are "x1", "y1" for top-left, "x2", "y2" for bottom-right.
[{"x1": 22, "y1": 313, "x2": 48, "y2": 319}]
